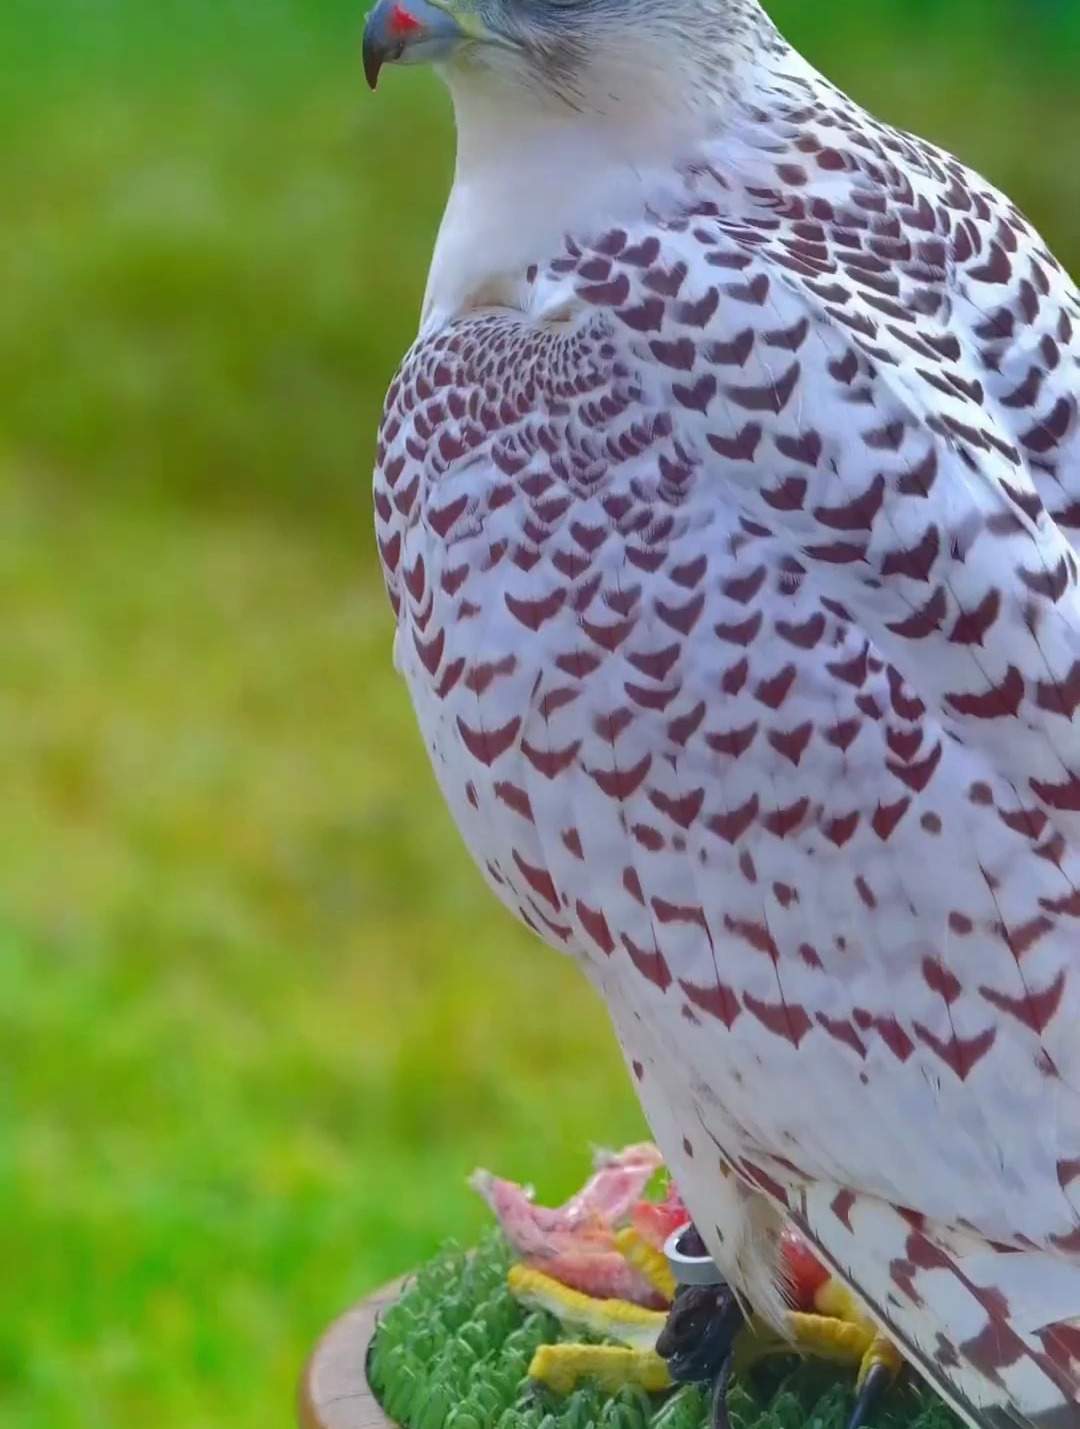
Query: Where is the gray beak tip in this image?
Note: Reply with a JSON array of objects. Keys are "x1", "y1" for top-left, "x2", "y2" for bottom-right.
[{"x1": 362, "y1": 0, "x2": 470, "y2": 89}]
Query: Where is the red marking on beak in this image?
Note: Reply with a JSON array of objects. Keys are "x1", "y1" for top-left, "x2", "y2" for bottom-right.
[{"x1": 388, "y1": 3, "x2": 422, "y2": 35}]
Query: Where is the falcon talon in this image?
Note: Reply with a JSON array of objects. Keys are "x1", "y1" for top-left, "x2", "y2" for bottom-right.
[
  {"x1": 846, "y1": 1360, "x2": 895, "y2": 1429},
  {"x1": 708, "y1": 1354, "x2": 735, "y2": 1429}
]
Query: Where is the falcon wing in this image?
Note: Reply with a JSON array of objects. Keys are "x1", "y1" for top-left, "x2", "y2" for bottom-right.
[
  {"x1": 555, "y1": 142, "x2": 1080, "y2": 1420},
  {"x1": 574, "y1": 148, "x2": 1080, "y2": 838}
]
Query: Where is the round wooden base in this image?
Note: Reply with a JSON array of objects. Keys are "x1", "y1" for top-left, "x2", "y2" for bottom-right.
[{"x1": 298, "y1": 1277, "x2": 407, "y2": 1429}]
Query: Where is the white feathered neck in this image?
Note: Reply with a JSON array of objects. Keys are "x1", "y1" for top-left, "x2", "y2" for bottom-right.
[
  {"x1": 421, "y1": 4, "x2": 796, "y2": 327},
  {"x1": 421, "y1": 96, "x2": 696, "y2": 326}
]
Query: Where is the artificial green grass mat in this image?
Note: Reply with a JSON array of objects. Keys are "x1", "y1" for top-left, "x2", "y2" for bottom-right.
[{"x1": 367, "y1": 1235, "x2": 963, "y2": 1429}]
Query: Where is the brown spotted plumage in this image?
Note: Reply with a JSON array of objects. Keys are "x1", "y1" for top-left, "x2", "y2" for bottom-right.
[{"x1": 363, "y1": 0, "x2": 1080, "y2": 1422}]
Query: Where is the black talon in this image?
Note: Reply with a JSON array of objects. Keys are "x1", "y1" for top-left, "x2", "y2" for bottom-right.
[
  {"x1": 708, "y1": 1353, "x2": 735, "y2": 1429},
  {"x1": 846, "y1": 1360, "x2": 894, "y2": 1429}
]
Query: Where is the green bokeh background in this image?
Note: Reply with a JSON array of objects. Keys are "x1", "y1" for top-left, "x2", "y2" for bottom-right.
[{"x1": 2, "y1": 4, "x2": 1077, "y2": 1427}]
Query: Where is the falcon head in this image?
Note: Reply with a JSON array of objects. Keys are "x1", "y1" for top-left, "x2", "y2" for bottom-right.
[{"x1": 362, "y1": 0, "x2": 756, "y2": 114}]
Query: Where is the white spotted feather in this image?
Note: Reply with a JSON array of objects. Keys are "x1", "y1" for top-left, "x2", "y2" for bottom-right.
[{"x1": 371, "y1": 5, "x2": 1080, "y2": 1424}]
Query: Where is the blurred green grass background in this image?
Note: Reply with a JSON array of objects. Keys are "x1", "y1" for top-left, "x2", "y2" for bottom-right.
[{"x1": 1, "y1": 3, "x2": 1077, "y2": 1427}]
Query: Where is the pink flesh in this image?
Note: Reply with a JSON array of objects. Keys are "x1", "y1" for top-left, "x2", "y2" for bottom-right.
[
  {"x1": 629, "y1": 1182, "x2": 690, "y2": 1249},
  {"x1": 558, "y1": 1143, "x2": 665, "y2": 1227},
  {"x1": 470, "y1": 1143, "x2": 667, "y2": 1304},
  {"x1": 475, "y1": 1145, "x2": 830, "y2": 1311},
  {"x1": 470, "y1": 1143, "x2": 663, "y2": 1244},
  {"x1": 469, "y1": 1170, "x2": 607, "y2": 1247},
  {"x1": 522, "y1": 1249, "x2": 669, "y2": 1308}
]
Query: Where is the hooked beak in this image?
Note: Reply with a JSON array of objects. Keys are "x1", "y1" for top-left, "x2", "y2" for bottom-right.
[{"x1": 362, "y1": 0, "x2": 473, "y2": 89}]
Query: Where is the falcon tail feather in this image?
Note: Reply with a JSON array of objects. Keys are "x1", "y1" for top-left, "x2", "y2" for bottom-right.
[{"x1": 791, "y1": 1186, "x2": 1080, "y2": 1429}]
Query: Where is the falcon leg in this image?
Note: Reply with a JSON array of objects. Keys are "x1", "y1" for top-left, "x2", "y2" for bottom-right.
[
  {"x1": 659, "y1": 1226, "x2": 902, "y2": 1422},
  {"x1": 657, "y1": 1281, "x2": 745, "y2": 1429},
  {"x1": 656, "y1": 1282, "x2": 746, "y2": 1386}
]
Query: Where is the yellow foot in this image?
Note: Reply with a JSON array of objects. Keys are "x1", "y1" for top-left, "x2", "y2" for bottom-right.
[
  {"x1": 614, "y1": 1227, "x2": 678, "y2": 1303},
  {"x1": 737, "y1": 1279, "x2": 903, "y2": 1428},
  {"x1": 856, "y1": 1332, "x2": 903, "y2": 1391},
  {"x1": 842, "y1": 1332, "x2": 905, "y2": 1429},
  {"x1": 509, "y1": 1258, "x2": 902, "y2": 1418},
  {"x1": 507, "y1": 1264, "x2": 666, "y2": 1353},
  {"x1": 528, "y1": 1344, "x2": 671, "y2": 1395},
  {"x1": 815, "y1": 1279, "x2": 903, "y2": 1391},
  {"x1": 509, "y1": 1261, "x2": 672, "y2": 1395},
  {"x1": 729, "y1": 1277, "x2": 902, "y2": 1428},
  {"x1": 733, "y1": 1309, "x2": 873, "y2": 1375}
]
